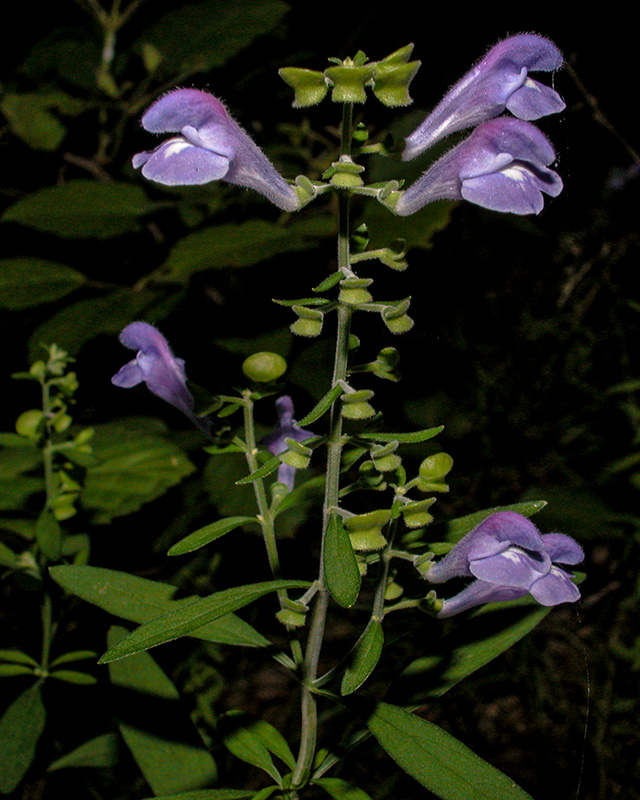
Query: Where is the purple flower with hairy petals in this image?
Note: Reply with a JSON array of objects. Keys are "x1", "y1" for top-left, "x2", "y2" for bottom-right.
[
  {"x1": 112, "y1": 322, "x2": 210, "y2": 435},
  {"x1": 425, "y1": 511, "x2": 583, "y2": 618},
  {"x1": 395, "y1": 117, "x2": 562, "y2": 216},
  {"x1": 132, "y1": 88, "x2": 299, "y2": 212},
  {"x1": 262, "y1": 396, "x2": 314, "y2": 492},
  {"x1": 403, "y1": 34, "x2": 565, "y2": 161}
]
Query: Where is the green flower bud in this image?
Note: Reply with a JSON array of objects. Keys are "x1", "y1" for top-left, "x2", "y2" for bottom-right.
[
  {"x1": 400, "y1": 497, "x2": 436, "y2": 528},
  {"x1": 345, "y1": 509, "x2": 391, "y2": 551},
  {"x1": 371, "y1": 441, "x2": 402, "y2": 472},
  {"x1": 276, "y1": 608, "x2": 307, "y2": 627},
  {"x1": 290, "y1": 305, "x2": 324, "y2": 337},
  {"x1": 341, "y1": 389, "x2": 376, "y2": 420},
  {"x1": 359, "y1": 461, "x2": 386, "y2": 488},
  {"x1": 279, "y1": 67, "x2": 329, "y2": 107},
  {"x1": 417, "y1": 452, "x2": 453, "y2": 492},
  {"x1": 382, "y1": 298, "x2": 414, "y2": 334},
  {"x1": 325, "y1": 156, "x2": 365, "y2": 188},
  {"x1": 242, "y1": 352, "x2": 287, "y2": 383},
  {"x1": 384, "y1": 578, "x2": 403, "y2": 601},
  {"x1": 373, "y1": 61, "x2": 421, "y2": 107},
  {"x1": 279, "y1": 437, "x2": 312, "y2": 470},
  {"x1": 325, "y1": 65, "x2": 375, "y2": 103},
  {"x1": 15, "y1": 409, "x2": 44, "y2": 439},
  {"x1": 29, "y1": 361, "x2": 46, "y2": 380},
  {"x1": 339, "y1": 277, "x2": 373, "y2": 306}
]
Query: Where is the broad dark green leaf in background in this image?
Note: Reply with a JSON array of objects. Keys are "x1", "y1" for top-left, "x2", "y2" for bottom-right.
[
  {"x1": 141, "y1": 791, "x2": 253, "y2": 800},
  {"x1": 2, "y1": 181, "x2": 157, "y2": 238},
  {"x1": 366, "y1": 702, "x2": 533, "y2": 800},
  {"x1": 47, "y1": 732, "x2": 120, "y2": 771},
  {"x1": 108, "y1": 627, "x2": 217, "y2": 796},
  {"x1": 324, "y1": 514, "x2": 361, "y2": 608},
  {"x1": 0, "y1": 258, "x2": 85, "y2": 309},
  {"x1": 314, "y1": 777, "x2": 373, "y2": 800},
  {"x1": 0, "y1": 684, "x2": 46, "y2": 794},
  {"x1": 0, "y1": 447, "x2": 43, "y2": 511},
  {"x1": 50, "y1": 565, "x2": 270, "y2": 648},
  {"x1": 139, "y1": 0, "x2": 289, "y2": 75},
  {"x1": 100, "y1": 580, "x2": 309, "y2": 662}
]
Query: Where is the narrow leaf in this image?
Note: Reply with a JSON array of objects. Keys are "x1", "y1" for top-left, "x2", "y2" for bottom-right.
[
  {"x1": 169, "y1": 516, "x2": 258, "y2": 555},
  {"x1": 358, "y1": 425, "x2": 444, "y2": 444},
  {"x1": 218, "y1": 712, "x2": 281, "y2": 784},
  {"x1": 314, "y1": 777, "x2": 373, "y2": 800},
  {"x1": 0, "y1": 664, "x2": 34, "y2": 677},
  {"x1": 313, "y1": 271, "x2": 342, "y2": 292},
  {"x1": 272, "y1": 297, "x2": 331, "y2": 307},
  {"x1": 140, "y1": 792, "x2": 253, "y2": 800},
  {"x1": 47, "y1": 733, "x2": 119, "y2": 771},
  {"x1": 0, "y1": 258, "x2": 85, "y2": 309},
  {"x1": 0, "y1": 685, "x2": 46, "y2": 793},
  {"x1": 341, "y1": 619, "x2": 383, "y2": 695},
  {"x1": 49, "y1": 669, "x2": 97, "y2": 685},
  {"x1": 50, "y1": 565, "x2": 270, "y2": 649},
  {"x1": 366, "y1": 702, "x2": 533, "y2": 800},
  {"x1": 49, "y1": 649, "x2": 96, "y2": 668},
  {"x1": 0, "y1": 649, "x2": 38, "y2": 666},
  {"x1": 297, "y1": 385, "x2": 343, "y2": 426},
  {"x1": 100, "y1": 580, "x2": 309, "y2": 663},
  {"x1": 235, "y1": 456, "x2": 281, "y2": 485},
  {"x1": 324, "y1": 515, "x2": 361, "y2": 608}
]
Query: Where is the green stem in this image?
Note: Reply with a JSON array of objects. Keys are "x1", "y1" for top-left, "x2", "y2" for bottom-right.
[{"x1": 292, "y1": 102, "x2": 355, "y2": 789}]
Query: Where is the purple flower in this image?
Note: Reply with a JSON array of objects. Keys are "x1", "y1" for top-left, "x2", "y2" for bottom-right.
[
  {"x1": 132, "y1": 88, "x2": 299, "y2": 212},
  {"x1": 395, "y1": 117, "x2": 562, "y2": 216},
  {"x1": 112, "y1": 322, "x2": 210, "y2": 434},
  {"x1": 262, "y1": 396, "x2": 314, "y2": 491},
  {"x1": 425, "y1": 511, "x2": 583, "y2": 618},
  {"x1": 402, "y1": 34, "x2": 565, "y2": 161}
]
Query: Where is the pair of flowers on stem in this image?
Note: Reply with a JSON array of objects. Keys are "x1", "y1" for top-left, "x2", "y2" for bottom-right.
[{"x1": 133, "y1": 33, "x2": 565, "y2": 216}]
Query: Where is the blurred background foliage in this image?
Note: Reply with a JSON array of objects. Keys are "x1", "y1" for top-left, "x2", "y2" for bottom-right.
[{"x1": 1, "y1": 1, "x2": 639, "y2": 799}]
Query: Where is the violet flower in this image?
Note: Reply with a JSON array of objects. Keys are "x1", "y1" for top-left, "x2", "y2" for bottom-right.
[
  {"x1": 262, "y1": 396, "x2": 314, "y2": 491},
  {"x1": 132, "y1": 88, "x2": 299, "y2": 212},
  {"x1": 395, "y1": 117, "x2": 562, "y2": 216},
  {"x1": 403, "y1": 33, "x2": 565, "y2": 161},
  {"x1": 424, "y1": 511, "x2": 583, "y2": 618},
  {"x1": 112, "y1": 322, "x2": 210, "y2": 435}
]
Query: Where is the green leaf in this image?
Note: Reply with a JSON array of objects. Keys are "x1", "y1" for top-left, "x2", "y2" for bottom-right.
[
  {"x1": 366, "y1": 702, "x2": 533, "y2": 800},
  {"x1": 0, "y1": 685, "x2": 46, "y2": 793},
  {"x1": 0, "y1": 541, "x2": 18, "y2": 568},
  {"x1": 218, "y1": 712, "x2": 281, "y2": 784},
  {"x1": 235, "y1": 455, "x2": 281, "y2": 485},
  {"x1": 27, "y1": 289, "x2": 169, "y2": 359},
  {"x1": 49, "y1": 669, "x2": 97, "y2": 685},
  {"x1": 1, "y1": 92, "x2": 67, "y2": 150},
  {"x1": 82, "y1": 422, "x2": 196, "y2": 523},
  {"x1": 168, "y1": 516, "x2": 258, "y2": 555},
  {"x1": 0, "y1": 664, "x2": 35, "y2": 677},
  {"x1": 163, "y1": 218, "x2": 335, "y2": 279},
  {"x1": 314, "y1": 777, "x2": 373, "y2": 800},
  {"x1": 36, "y1": 508, "x2": 62, "y2": 562},
  {"x1": 297, "y1": 385, "x2": 343, "y2": 426},
  {"x1": 358, "y1": 425, "x2": 444, "y2": 444},
  {"x1": 399, "y1": 604, "x2": 549, "y2": 702},
  {"x1": 140, "y1": 0, "x2": 288, "y2": 75},
  {"x1": 2, "y1": 181, "x2": 156, "y2": 238},
  {"x1": 108, "y1": 627, "x2": 218, "y2": 795},
  {"x1": 0, "y1": 650, "x2": 38, "y2": 667},
  {"x1": 49, "y1": 650, "x2": 96, "y2": 668},
  {"x1": 0, "y1": 448, "x2": 43, "y2": 510},
  {"x1": 271, "y1": 474, "x2": 324, "y2": 518},
  {"x1": 99, "y1": 580, "x2": 309, "y2": 663},
  {"x1": 0, "y1": 258, "x2": 85, "y2": 309},
  {"x1": 446, "y1": 501, "x2": 547, "y2": 543},
  {"x1": 324, "y1": 514, "x2": 361, "y2": 608},
  {"x1": 50, "y1": 565, "x2": 270, "y2": 649},
  {"x1": 341, "y1": 619, "x2": 383, "y2": 696},
  {"x1": 47, "y1": 732, "x2": 120, "y2": 771},
  {"x1": 218, "y1": 713, "x2": 295, "y2": 771}
]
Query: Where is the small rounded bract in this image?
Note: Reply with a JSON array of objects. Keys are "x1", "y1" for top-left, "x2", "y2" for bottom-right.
[{"x1": 242, "y1": 352, "x2": 287, "y2": 383}]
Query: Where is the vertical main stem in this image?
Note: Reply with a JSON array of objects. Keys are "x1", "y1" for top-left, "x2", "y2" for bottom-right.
[{"x1": 292, "y1": 103, "x2": 354, "y2": 789}]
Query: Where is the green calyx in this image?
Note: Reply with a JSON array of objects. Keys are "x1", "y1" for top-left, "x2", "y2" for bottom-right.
[
  {"x1": 339, "y1": 277, "x2": 373, "y2": 306},
  {"x1": 381, "y1": 298, "x2": 414, "y2": 334},
  {"x1": 290, "y1": 305, "x2": 324, "y2": 337},
  {"x1": 370, "y1": 441, "x2": 402, "y2": 472},
  {"x1": 278, "y1": 67, "x2": 329, "y2": 107},
  {"x1": 345, "y1": 509, "x2": 391, "y2": 551},
  {"x1": 242, "y1": 352, "x2": 288, "y2": 383},
  {"x1": 417, "y1": 452, "x2": 453, "y2": 492},
  {"x1": 341, "y1": 389, "x2": 376, "y2": 420},
  {"x1": 279, "y1": 437, "x2": 313, "y2": 469},
  {"x1": 400, "y1": 497, "x2": 436, "y2": 528}
]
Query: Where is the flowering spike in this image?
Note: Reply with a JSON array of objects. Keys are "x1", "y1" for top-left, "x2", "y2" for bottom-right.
[
  {"x1": 403, "y1": 33, "x2": 565, "y2": 161},
  {"x1": 424, "y1": 511, "x2": 583, "y2": 617},
  {"x1": 132, "y1": 88, "x2": 300, "y2": 212},
  {"x1": 262, "y1": 396, "x2": 314, "y2": 492},
  {"x1": 395, "y1": 118, "x2": 562, "y2": 217}
]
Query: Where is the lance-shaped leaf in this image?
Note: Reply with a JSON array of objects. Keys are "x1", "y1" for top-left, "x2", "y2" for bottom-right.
[
  {"x1": 324, "y1": 514, "x2": 361, "y2": 608},
  {"x1": 366, "y1": 702, "x2": 534, "y2": 800},
  {"x1": 341, "y1": 618, "x2": 383, "y2": 695},
  {"x1": 100, "y1": 580, "x2": 309, "y2": 662},
  {"x1": 0, "y1": 685, "x2": 46, "y2": 793},
  {"x1": 168, "y1": 516, "x2": 258, "y2": 555}
]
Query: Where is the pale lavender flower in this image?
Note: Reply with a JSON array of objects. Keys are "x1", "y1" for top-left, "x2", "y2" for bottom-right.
[
  {"x1": 132, "y1": 88, "x2": 299, "y2": 212},
  {"x1": 112, "y1": 322, "x2": 210, "y2": 434},
  {"x1": 395, "y1": 117, "x2": 562, "y2": 216},
  {"x1": 403, "y1": 33, "x2": 565, "y2": 161},
  {"x1": 425, "y1": 511, "x2": 583, "y2": 618},
  {"x1": 262, "y1": 396, "x2": 314, "y2": 491}
]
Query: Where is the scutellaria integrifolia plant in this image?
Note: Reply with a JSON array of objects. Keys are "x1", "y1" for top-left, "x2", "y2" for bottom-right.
[{"x1": 102, "y1": 33, "x2": 581, "y2": 800}]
